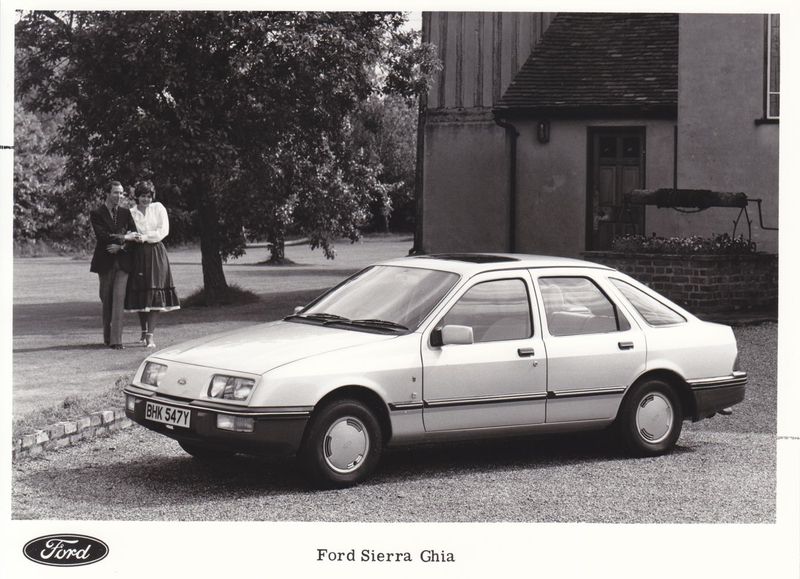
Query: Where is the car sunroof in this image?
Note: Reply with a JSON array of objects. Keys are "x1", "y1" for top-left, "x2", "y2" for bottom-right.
[{"x1": 419, "y1": 253, "x2": 520, "y2": 263}]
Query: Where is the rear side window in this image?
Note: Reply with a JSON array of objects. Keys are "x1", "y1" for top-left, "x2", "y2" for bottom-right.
[
  {"x1": 538, "y1": 277, "x2": 630, "y2": 336},
  {"x1": 440, "y1": 278, "x2": 532, "y2": 343},
  {"x1": 610, "y1": 278, "x2": 687, "y2": 326}
]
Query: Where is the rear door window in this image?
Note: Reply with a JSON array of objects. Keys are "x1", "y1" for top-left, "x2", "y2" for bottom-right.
[{"x1": 538, "y1": 276, "x2": 630, "y2": 336}]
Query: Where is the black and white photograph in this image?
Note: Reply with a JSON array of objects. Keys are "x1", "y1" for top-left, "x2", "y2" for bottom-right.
[{"x1": 2, "y1": 2, "x2": 799, "y2": 578}]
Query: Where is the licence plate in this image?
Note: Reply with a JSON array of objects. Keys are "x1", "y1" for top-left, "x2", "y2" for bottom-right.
[{"x1": 145, "y1": 402, "x2": 191, "y2": 428}]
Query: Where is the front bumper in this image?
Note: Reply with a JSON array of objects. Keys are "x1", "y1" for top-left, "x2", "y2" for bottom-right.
[
  {"x1": 123, "y1": 386, "x2": 311, "y2": 457},
  {"x1": 688, "y1": 371, "x2": 747, "y2": 420}
]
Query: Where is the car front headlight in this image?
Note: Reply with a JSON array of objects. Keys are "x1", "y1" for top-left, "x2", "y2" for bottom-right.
[
  {"x1": 207, "y1": 375, "x2": 255, "y2": 401},
  {"x1": 141, "y1": 362, "x2": 167, "y2": 387}
]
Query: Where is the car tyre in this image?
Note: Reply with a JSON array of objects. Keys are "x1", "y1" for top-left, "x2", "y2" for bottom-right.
[
  {"x1": 617, "y1": 378, "x2": 682, "y2": 456},
  {"x1": 299, "y1": 398, "x2": 382, "y2": 488},
  {"x1": 178, "y1": 440, "x2": 236, "y2": 460}
]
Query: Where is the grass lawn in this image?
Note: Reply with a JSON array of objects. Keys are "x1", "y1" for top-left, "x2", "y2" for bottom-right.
[{"x1": 12, "y1": 234, "x2": 414, "y2": 437}]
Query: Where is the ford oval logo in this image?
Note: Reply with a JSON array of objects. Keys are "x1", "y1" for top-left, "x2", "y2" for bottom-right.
[{"x1": 23, "y1": 534, "x2": 109, "y2": 567}]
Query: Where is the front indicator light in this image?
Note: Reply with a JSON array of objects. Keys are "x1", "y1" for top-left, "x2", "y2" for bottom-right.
[
  {"x1": 217, "y1": 415, "x2": 255, "y2": 433},
  {"x1": 126, "y1": 395, "x2": 136, "y2": 412}
]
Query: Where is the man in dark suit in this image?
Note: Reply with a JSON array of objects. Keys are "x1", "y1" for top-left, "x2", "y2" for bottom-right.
[{"x1": 90, "y1": 181, "x2": 139, "y2": 349}]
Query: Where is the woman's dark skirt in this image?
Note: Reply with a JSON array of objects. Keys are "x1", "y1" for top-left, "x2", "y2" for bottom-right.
[{"x1": 125, "y1": 242, "x2": 180, "y2": 312}]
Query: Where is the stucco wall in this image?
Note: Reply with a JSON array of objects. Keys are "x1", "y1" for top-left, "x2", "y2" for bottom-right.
[
  {"x1": 646, "y1": 14, "x2": 779, "y2": 254},
  {"x1": 422, "y1": 112, "x2": 510, "y2": 252},
  {"x1": 514, "y1": 119, "x2": 675, "y2": 257}
]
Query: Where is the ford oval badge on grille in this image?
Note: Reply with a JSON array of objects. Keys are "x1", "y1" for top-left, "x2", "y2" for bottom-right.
[{"x1": 23, "y1": 534, "x2": 109, "y2": 567}]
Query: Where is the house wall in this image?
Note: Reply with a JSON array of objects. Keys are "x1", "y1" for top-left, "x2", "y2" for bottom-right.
[
  {"x1": 513, "y1": 119, "x2": 675, "y2": 257},
  {"x1": 646, "y1": 14, "x2": 779, "y2": 254},
  {"x1": 420, "y1": 13, "x2": 779, "y2": 257},
  {"x1": 421, "y1": 11, "x2": 554, "y2": 253},
  {"x1": 422, "y1": 112, "x2": 510, "y2": 252}
]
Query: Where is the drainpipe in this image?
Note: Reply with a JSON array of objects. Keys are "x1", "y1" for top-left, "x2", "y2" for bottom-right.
[{"x1": 494, "y1": 115, "x2": 519, "y2": 253}]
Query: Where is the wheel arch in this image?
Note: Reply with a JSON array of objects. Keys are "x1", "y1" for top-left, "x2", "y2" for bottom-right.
[
  {"x1": 308, "y1": 385, "x2": 393, "y2": 444},
  {"x1": 618, "y1": 369, "x2": 695, "y2": 421}
]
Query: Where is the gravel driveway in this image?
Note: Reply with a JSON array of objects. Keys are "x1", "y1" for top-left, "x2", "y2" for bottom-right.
[{"x1": 12, "y1": 323, "x2": 776, "y2": 523}]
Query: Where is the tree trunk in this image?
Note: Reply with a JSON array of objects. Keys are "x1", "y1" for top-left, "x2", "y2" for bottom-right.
[
  {"x1": 268, "y1": 230, "x2": 285, "y2": 263},
  {"x1": 196, "y1": 183, "x2": 229, "y2": 304}
]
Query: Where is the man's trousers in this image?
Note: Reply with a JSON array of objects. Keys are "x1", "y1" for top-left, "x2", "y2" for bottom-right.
[{"x1": 98, "y1": 261, "x2": 129, "y2": 346}]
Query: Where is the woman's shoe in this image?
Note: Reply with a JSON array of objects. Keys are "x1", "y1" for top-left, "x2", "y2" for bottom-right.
[
  {"x1": 138, "y1": 331, "x2": 147, "y2": 346},
  {"x1": 145, "y1": 333, "x2": 156, "y2": 349}
]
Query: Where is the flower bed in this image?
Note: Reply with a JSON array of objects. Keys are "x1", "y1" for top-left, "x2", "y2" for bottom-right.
[
  {"x1": 583, "y1": 247, "x2": 777, "y2": 314},
  {"x1": 611, "y1": 233, "x2": 755, "y2": 255}
]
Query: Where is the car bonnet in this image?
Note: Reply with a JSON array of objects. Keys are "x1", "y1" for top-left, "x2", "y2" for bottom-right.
[{"x1": 150, "y1": 320, "x2": 397, "y2": 375}]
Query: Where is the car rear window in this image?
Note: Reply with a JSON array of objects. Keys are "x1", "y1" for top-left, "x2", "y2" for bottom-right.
[{"x1": 610, "y1": 278, "x2": 687, "y2": 326}]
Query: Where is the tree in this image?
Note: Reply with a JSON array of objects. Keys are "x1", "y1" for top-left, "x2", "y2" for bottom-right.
[
  {"x1": 12, "y1": 102, "x2": 86, "y2": 246},
  {"x1": 352, "y1": 94, "x2": 419, "y2": 232},
  {"x1": 16, "y1": 11, "x2": 438, "y2": 302}
]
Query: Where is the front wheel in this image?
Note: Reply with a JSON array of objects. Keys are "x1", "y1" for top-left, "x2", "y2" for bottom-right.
[
  {"x1": 299, "y1": 399, "x2": 383, "y2": 488},
  {"x1": 617, "y1": 379, "x2": 683, "y2": 456}
]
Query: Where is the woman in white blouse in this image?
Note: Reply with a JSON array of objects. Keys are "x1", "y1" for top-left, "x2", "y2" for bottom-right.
[{"x1": 124, "y1": 180, "x2": 180, "y2": 348}]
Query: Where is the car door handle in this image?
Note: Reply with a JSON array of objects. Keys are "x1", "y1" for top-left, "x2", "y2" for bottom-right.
[
  {"x1": 517, "y1": 347, "x2": 536, "y2": 357},
  {"x1": 618, "y1": 341, "x2": 634, "y2": 350}
]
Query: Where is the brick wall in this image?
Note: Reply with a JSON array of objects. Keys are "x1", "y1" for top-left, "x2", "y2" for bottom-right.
[
  {"x1": 583, "y1": 252, "x2": 778, "y2": 314},
  {"x1": 13, "y1": 409, "x2": 132, "y2": 460}
]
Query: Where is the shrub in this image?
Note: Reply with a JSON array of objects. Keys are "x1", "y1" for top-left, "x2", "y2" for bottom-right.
[
  {"x1": 612, "y1": 233, "x2": 756, "y2": 255},
  {"x1": 182, "y1": 283, "x2": 260, "y2": 307}
]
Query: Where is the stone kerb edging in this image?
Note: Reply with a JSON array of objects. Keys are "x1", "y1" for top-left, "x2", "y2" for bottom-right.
[{"x1": 13, "y1": 409, "x2": 133, "y2": 460}]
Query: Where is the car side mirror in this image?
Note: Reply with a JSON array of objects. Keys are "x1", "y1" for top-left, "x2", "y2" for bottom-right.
[
  {"x1": 433, "y1": 324, "x2": 474, "y2": 346},
  {"x1": 293, "y1": 306, "x2": 304, "y2": 314}
]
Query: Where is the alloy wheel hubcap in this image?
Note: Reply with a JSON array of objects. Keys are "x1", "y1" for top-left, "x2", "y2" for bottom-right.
[
  {"x1": 635, "y1": 393, "x2": 674, "y2": 444},
  {"x1": 323, "y1": 417, "x2": 369, "y2": 473}
]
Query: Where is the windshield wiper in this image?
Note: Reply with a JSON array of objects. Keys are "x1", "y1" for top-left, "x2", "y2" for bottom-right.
[
  {"x1": 286, "y1": 313, "x2": 406, "y2": 333},
  {"x1": 284, "y1": 312, "x2": 353, "y2": 324},
  {"x1": 351, "y1": 319, "x2": 409, "y2": 332},
  {"x1": 305, "y1": 313, "x2": 352, "y2": 323}
]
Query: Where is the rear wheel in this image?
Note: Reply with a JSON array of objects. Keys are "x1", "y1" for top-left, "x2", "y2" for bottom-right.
[
  {"x1": 617, "y1": 379, "x2": 683, "y2": 456},
  {"x1": 178, "y1": 440, "x2": 235, "y2": 460},
  {"x1": 299, "y1": 399, "x2": 382, "y2": 488}
]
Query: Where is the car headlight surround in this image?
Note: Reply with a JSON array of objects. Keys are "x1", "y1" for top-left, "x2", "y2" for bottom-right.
[
  {"x1": 208, "y1": 375, "x2": 255, "y2": 401},
  {"x1": 141, "y1": 362, "x2": 167, "y2": 387}
]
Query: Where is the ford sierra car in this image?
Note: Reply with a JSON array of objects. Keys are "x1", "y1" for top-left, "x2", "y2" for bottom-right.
[{"x1": 124, "y1": 254, "x2": 746, "y2": 487}]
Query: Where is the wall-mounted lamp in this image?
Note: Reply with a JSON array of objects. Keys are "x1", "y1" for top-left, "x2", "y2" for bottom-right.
[{"x1": 537, "y1": 120, "x2": 551, "y2": 144}]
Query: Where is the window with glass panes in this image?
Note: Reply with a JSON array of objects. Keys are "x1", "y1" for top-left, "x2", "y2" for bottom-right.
[{"x1": 766, "y1": 14, "x2": 780, "y2": 119}]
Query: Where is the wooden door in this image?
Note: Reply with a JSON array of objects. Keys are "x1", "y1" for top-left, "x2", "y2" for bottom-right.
[{"x1": 587, "y1": 128, "x2": 646, "y2": 250}]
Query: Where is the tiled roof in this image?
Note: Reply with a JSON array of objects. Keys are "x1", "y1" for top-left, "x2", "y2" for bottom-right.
[{"x1": 495, "y1": 12, "x2": 678, "y2": 117}]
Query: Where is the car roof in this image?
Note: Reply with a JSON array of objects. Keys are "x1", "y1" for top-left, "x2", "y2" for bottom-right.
[{"x1": 376, "y1": 253, "x2": 614, "y2": 276}]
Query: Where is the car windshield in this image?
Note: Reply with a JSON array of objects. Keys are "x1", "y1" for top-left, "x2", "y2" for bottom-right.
[{"x1": 295, "y1": 265, "x2": 459, "y2": 332}]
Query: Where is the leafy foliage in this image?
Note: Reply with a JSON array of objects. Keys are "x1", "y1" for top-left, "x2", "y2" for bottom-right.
[
  {"x1": 352, "y1": 94, "x2": 419, "y2": 232},
  {"x1": 612, "y1": 233, "x2": 757, "y2": 255},
  {"x1": 13, "y1": 102, "x2": 92, "y2": 248},
  {"x1": 15, "y1": 11, "x2": 438, "y2": 299}
]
